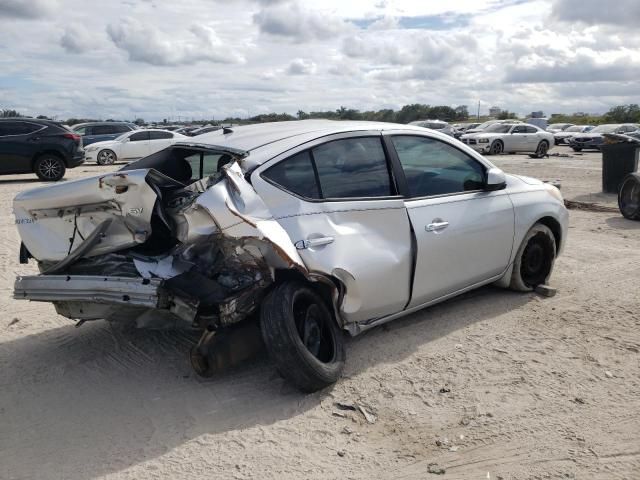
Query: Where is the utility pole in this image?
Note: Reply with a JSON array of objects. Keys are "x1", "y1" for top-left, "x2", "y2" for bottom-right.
[{"x1": 477, "y1": 101, "x2": 481, "y2": 121}]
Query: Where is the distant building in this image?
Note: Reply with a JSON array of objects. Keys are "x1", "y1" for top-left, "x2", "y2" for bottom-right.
[
  {"x1": 489, "y1": 106, "x2": 501, "y2": 117},
  {"x1": 573, "y1": 112, "x2": 589, "y2": 117},
  {"x1": 530, "y1": 111, "x2": 545, "y2": 118}
]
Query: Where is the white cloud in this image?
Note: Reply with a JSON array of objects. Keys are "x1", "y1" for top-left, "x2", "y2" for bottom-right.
[
  {"x1": 1, "y1": 0, "x2": 640, "y2": 120},
  {"x1": 106, "y1": 18, "x2": 244, "y2": 66},
  {"x1": 287, "y1": 58, "x2": 317, "y2": 75}
]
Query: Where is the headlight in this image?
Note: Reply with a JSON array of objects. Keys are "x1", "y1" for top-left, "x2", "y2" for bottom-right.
[
  {"x1": 478, "y1": 138, "x2": 490, "y2": 143},
  {"x1": 86, "y1": 146, "x2": 98, "y2": 152},
  {"x1": 545, "y1": 183, "x2": 563, "y2": 202}
]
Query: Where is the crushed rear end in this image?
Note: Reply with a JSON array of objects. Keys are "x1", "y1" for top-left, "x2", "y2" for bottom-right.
[{"x1": 13, "y1": 146, "x2": 307, "y2": 331}]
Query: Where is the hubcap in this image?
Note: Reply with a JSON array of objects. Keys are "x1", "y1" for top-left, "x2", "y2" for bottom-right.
[
  {"x1": 39, "y1": 158, "x2": 61, "y2": 179},
  {"x1": 99, "y1": 151, "x2": 114, "y2": 164}
]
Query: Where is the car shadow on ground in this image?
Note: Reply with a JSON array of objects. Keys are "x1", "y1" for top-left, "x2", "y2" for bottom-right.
[
  {"x1": 605, "y1": 216, "x2": 640, "y2": 229},
  {"x1": 0, "y1": 285, "x2": 532, "y2": 479},
  {"x1": 0, "y1": 178, "x2": 47, "y2": 185}
]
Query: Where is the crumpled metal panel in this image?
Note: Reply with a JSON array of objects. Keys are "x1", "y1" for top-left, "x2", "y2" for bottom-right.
[{"x1": 13, "y1": 169, "x2": 160, "y2": 262}]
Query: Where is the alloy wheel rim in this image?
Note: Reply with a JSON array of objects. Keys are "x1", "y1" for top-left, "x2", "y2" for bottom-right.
[
  {"x1": 39, "y1": 158, "x2": 62, "y2": 179},
  {"x1": 99, "y1": 151, "x2": 114, "y2": 164}
]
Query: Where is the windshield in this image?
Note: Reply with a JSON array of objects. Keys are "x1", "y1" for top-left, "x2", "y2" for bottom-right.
[
  {"x1": 591, "y1": 125, "x2": 618, "y2": 133},
  {"x1": 484, "y1": 124, "x2": 512, "y2": 133},
  {"x1": 476, "y1": 121, "x2": 495, "y2": 129}
]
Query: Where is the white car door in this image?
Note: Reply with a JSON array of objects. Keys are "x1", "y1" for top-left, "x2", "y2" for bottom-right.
[
  {"x1": 122, "y1": 131, "x2": 150, "y2": 159},
  {"x1": 386, "y1": 133, "x2": 515, "y2": 307},
  {"x1": 509, "y1": 125, "x2": 530, "y2": 151},
  {"x1": 148, "y1": 131, "x2": 175, "y2": 155},
  {"x1": 254, "y1": 133, "x2": 414, "y2": 324}
]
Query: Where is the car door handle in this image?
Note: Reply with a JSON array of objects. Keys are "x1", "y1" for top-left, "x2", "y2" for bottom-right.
[
  {"x1": 426, "y1": 221, "x2": 449, "y2": 232},
  {"x1": 295, "y1": 236, "x2": 335, "y2": 250}
]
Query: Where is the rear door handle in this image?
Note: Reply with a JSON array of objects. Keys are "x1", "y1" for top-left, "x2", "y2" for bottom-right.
[
  {"x1": 295, "y1": 236, "x2": 335, "y2": 250},
  {"x1": 426, "y1": 221, "x2": 449, "y2": 232}
]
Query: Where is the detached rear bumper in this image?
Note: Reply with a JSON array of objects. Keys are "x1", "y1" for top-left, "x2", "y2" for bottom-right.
[
  {"x1": 13, "y1": 275, "x2": 197, "y2": 325},
  {"x1": 14, "y1": 275, "x2": 164, "y2": 307}
]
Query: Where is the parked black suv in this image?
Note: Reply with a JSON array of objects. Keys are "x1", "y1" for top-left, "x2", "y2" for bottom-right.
[
  {"x1": 71, "y1": 122, "x2": 138, "y2": 146},
  {"x1": 0, "y1": 118, "x2": 84, "y2": 181}
]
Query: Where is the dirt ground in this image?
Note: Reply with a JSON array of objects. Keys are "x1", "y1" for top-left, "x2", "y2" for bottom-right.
[{"x1": 1, "y1": 146, "x2": 639, "y2": 480}]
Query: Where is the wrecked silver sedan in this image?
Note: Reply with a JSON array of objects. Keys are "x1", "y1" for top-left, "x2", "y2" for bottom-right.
[{"x1": 13, "y1": 120, "x2": 568, "y2": 392}]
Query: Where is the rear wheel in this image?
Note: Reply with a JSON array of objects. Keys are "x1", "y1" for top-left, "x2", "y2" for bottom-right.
[
  {"x1": 572, "y1": 147, "x2": 582, "y2": 152},
  {"x1": 489, "y1": 140, "x2": 503, "y2": 155},
  {"x1": 34, "y1": 154, "x2": 66, "y2": 181},
  {"x1": 260, "y1": 281, "x2": 345, "y2": 392},
  {"x1": 534, "y1": 141, "x2": 549, "y2": 158},
  {"x1": 509, "y1": 224, "x2": 557, "y2": 292},
  {"x1": 97, "y1": 149, "x2": 117, "y2": 165},
  {"x1": 618, "y1": 174, "x2": 640, "y2": 220}
]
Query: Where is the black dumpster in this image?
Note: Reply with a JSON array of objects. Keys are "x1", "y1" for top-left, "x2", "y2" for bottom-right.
[{"x1": 600, "y1": 141, "x2": 640, "y2": 193}]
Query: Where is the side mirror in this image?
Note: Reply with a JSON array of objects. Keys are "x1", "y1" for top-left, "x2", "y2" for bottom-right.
[{"x1": 485, "y1": 167, "x2": 507, "y2": 191}]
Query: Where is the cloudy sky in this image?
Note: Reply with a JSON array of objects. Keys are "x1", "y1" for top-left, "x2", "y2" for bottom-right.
[{"x1": 0, "y1": 0, "x2": 638, "y2": 121}]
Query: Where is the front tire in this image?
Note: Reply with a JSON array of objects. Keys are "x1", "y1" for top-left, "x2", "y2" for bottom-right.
[
  {"x1": 509, "y1": 224, "x2": 557, "y2": 292},
  {"x1": 260, "y1": 281, "x2": 345, "y2": 392},
  {"x1": 572, "y1": 147, "x2": 582, "y2": 152},
  {"x1": 489, "y1": 140, "x2": 503, "y2": 155},
  {"x1": 618, "y1": 174, "x2": 640, "y2": 220},
  {"x1": 34, "y1": 154, "x2": 66, "y2": 181},
  {"x1": 97, "y1": 149, "x2": 117, "y2": 165}
]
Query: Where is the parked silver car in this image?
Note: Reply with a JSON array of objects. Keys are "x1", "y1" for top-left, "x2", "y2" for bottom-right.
[
  {"x1": 464, "y1": 119, "x2": 523, "y2": 135},
  {"x1": 13, "y1": 120, "x2": 568, "y2": 392},
  {"x1": 461, "y1": 123, "x2": 555, "y2": 157},
  {"x1": 409, "y1": 119, "x2": 455, "y2": 137},
  {"x1": 546, "y1": 123, "x2": 574, "y2": 134}
]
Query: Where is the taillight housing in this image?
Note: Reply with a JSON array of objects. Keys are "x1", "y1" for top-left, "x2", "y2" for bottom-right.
[{"x1": 63, "y1": 133, "x2": 81, "y2": 144}]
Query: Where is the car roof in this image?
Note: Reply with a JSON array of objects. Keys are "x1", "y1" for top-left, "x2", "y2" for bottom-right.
[
  {"x1": 71, "y1": 121, "x2": 135, "y2": 127},
  {"x1": 174, "y1": 119, "x2": 432, "y2": 171}
]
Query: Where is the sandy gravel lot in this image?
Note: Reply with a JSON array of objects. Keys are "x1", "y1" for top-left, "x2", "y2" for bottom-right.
[{"x1": 1, "y1": 147, "x2": 639, "y2": 479}]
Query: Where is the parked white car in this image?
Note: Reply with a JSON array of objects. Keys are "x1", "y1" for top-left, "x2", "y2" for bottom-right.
[
  {"x1": 13, "y1": 120, "x2": 568, "y2": 392},
  {"x1": 461, "y1": 123, "x2": 555, "y2": 157},
  {"x1": 84, "y1": 129, "x2": 187, "y2": 165},
  {"x1": 553, "y1": 125, "x2": 594, "y2": 145}
]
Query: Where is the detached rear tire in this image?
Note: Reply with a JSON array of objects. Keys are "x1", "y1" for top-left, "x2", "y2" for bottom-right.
[
  {"x1": 618, "y1": 174, "x2": 640, "y2": 220},
  {"x1": 260, "y1": 281, "x2": 345, "y2": 392},
  {"x1": 510, "y1": 224, "x2": 557, "y2": 292},
  {"x1": 34, "y1": 154, "x2": 66, "y2": 181}
]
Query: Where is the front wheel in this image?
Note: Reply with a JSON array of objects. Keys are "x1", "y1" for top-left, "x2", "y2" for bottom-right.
[
  {"x1": 97, "y1": 149, "x2": 117, "y2": 165},
  {"x1": 509, "y1": 224, "x2": 557, "y2": 292},
  {"x1": 260, "y1": 281, "x2": 345, "y2": 392},
  {"x1": 34, "y1": 155, "x2": 66, "y2": 181},
  {"x1": 489, "y1": 140, "x2": 503, "y2": 155},
  {"x1": 618, "y1": 174, "x2": 640, "y2": 220},
  {"x1": 571, "y1": 147, "x2": 582, "y2": 152}
]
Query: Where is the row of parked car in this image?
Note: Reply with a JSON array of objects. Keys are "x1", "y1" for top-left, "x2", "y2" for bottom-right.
[{"x1": 0, "y1": 119, "x2": 222, "y2": 181}]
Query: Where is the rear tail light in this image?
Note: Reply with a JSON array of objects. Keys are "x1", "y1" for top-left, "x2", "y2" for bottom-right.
[{"x1": 63, "y1": 133, "x2": 81, "y2": 144}]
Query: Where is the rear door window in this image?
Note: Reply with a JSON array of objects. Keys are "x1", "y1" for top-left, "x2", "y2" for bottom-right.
[
  {"x1": 525, "y1": 126, "x2": 538, "y2": 133},
  {"x1": 0, "y1": 122, "x2": 43, "y2": 136},
  {"x1": 262, "y1": 151, "x2": 320, "y2": 199},
  {"x1": 312, "y1": 137, "x2": 393, "y2": 198},
  {"x1": 263, "y1": 136, "x2": 394, "y2": 200},
  {"x1": 129, "y1": 131, "x2": 150, "y2": 142},
  {"x1": 149, "y1": 131, "x2": 173, "y2": 140}
]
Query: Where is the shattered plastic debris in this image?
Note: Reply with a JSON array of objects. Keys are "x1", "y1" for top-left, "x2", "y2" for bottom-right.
[
  {"x1": 133, "y1": 255, "x2": 192, "y2": 279},
  {"x1": 357, "y1": 405, "x2": 377, "y2": 424}
]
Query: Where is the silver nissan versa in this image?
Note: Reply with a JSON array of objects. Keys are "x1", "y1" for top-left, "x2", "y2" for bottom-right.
[{"x1": 13, "y1": 120, "x2": 568, "y2": 392}]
